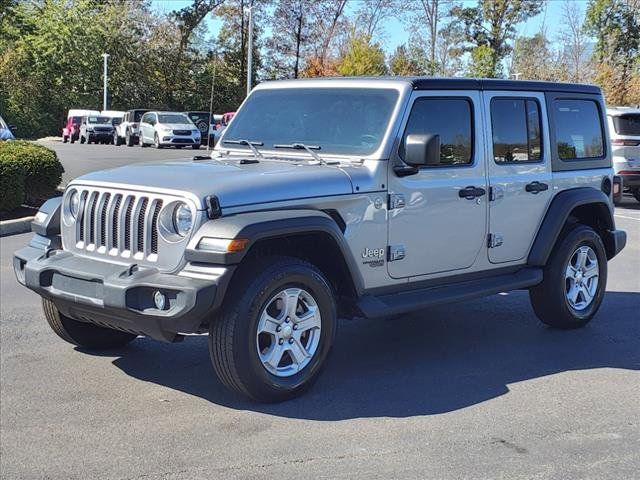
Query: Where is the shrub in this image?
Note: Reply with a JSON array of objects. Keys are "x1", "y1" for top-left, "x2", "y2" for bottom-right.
[
  {"x1": 0, "y1": 141, "x2": 64, "y2": 211},
  {"x1": 0, "y1": 155, "x2": 26, "y2": 211}
]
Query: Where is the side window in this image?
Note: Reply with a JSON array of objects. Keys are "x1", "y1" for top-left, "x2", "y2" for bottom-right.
[
  {"x1": 553, "y1": 99, "x2": 604, "y2": 159},
  {"x1": 491, "y1": 98, "x2": 542, "y2": 163},
  {"x1": 400, "y1": 97, "x2": 473, "y2": 166},
  {"x1": 141, "y1": 113, "x2": 148, "y2": 124}
]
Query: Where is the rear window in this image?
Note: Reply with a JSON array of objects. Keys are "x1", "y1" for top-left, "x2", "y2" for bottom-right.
[
  {"x1": 612, "y1": 114, "x2": 640, "y2": 136},
  {"x1": 491, "y1": 98, "x2": 542, "y2": 163},
  {"x1": 553, "y1": 99, "x2": 604, "y2": 160},
  {"x1": 187, "y1": 112, "x2": 211, "y2": 123},
  {"x1": 133, "y1": 111, "x2": 147, "y2": 122}
]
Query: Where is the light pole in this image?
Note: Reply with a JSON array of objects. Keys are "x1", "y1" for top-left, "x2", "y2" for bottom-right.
[
  {"x1": 246, "y1": 1, "x2": 254, "y2": 97},
  {"x1": 101, "y1": 53, "x2": 110, "y2": 111}
]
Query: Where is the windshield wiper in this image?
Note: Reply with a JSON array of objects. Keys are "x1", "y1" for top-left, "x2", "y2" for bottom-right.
[
  {"x1": 223, "y1": 139, "x2": 264, "y2": 159},
  {"x1": 273, "y1": 142, "x2": 329, "y2": 164}
]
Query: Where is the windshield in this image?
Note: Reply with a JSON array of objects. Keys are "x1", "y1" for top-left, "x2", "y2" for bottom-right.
[
  {"x1": 158, "y1": 113, "x2": 190, "y2": 124},
  {"x1": 71, "y1": 116, "x2": 82, "y2": 124},
  {"x1": 612, "y1": 114, "x2": 640, "y2": 136},
  {"x1": 88, "y1": 116, "x2": 111, "y2": 124},
  {"x1": 222, "y1": 88, "x2": 399, "y2": 156}
]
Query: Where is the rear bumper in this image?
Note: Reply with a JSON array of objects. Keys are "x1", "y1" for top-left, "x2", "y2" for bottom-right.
[
  {"x1": 618, "y1": 173, "x2": 640, "y2": 188},
  {"x1": 14, "y1": 235, "x2": 233, "y2": 342}
]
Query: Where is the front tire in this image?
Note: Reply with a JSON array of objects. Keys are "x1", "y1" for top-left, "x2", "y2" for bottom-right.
[
  {"x1": 42, "y1": 299, "x2": 137, "y2": 349},
  {"x1": 209, "y1": 257, "x2": 337, "y2": 402},
  {"x1": 529, "y1": 224, "x2": 607, "y2": 329}
]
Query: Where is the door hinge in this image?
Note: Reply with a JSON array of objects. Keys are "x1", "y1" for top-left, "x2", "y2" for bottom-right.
[
  {"x1": 488, "y1": 233, "x2": 503, "y2": 248},
  {"x1": 388, "y1": 244, "x2": 406, "y2": 262},
  {"x1": 489, "y1": 186, "x2": 504, "y2": 202},
  {"x1": 388, "y1": 193, "x2": 406, "y2": 210}
]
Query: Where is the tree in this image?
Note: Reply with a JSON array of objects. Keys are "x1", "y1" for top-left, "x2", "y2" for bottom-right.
[
  {"x1": 452, "y1": 0, "x2": 544, "y2": 78},
  {"x1": 353, "y1": 0, "x2": 402, "y2": 39},
  {"x1": 388, "y1": 44, "x2": 430, "y2": 75},
  {"x1": 510, "y1": 30, "x2": 564, "y2": 81},
  {"x1": 558, "y1": 0, "x2": 593, "y2": 83},
  {"x1": 585, "y1": 0, "x2": 640, "y2": 104},
  {"x1": 301, "y1": 0, "x2": 349, "y2": 77},
  {"x1": 337, "y1": 35, "x2": 387, "y2": 76},
  {"x1": 264, "y1": 0, "x2": 313, "y2": 79}
]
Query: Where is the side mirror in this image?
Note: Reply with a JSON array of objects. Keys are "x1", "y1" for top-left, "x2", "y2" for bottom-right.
[
  {"x1": 404, "y1": 133, "x2": 440, "y2": 167},
  {"x1": 9, "y1": 125, "x2": 17, "y2": 134}
]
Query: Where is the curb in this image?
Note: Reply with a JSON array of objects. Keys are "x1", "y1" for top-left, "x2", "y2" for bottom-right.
[{"x1": 0, "y1": 217, "x2": 34, "y2": 237}]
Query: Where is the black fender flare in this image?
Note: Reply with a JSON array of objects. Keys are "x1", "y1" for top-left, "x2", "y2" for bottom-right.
[
  {"x1": 528, "y1": 187, "x2": 614, "y2": 266},
  {"x1": 186, "y1": 209, "x2": 364, "y2": 294}
]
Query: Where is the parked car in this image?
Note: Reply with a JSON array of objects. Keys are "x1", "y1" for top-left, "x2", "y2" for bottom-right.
[
  {"x1": 14, "y1": 78, "x2": 626, "y2": 403},
  {"x1": 184, "y1": 111, "x2": 216, "y2": 145},
  {"x1": 138, "y1": 111, "x2": 200, "y2": 149},
  {"x1": 113, "y1": 109, "x2": 149, "y2": 147},
  {"x1": 0, "y1": 114, "x2": 16, "y2": 140},
  {"x1": 63, "y1": 109, "x2": 100, "y2": 143},
  {"x1": 212, "y1": 111, "x2": 236, "y2": 145},
  {"x1": 607, "y1": 106, "x2": 640, "y2": 203},
  {"x1": 79, "y1": 115, "x2": 115, "y2": 144}
]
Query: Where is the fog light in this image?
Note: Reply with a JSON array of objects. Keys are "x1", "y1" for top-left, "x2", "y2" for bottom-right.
[{"x1": 153, "y1": 290, "x2": 167, "y2": 310}]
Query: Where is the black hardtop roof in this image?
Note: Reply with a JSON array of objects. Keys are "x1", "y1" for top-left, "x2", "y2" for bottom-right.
[
  {"x1": 276, "y1": 76, "x2": 601, "y2": 95},
  {"x1": 410, "y1": 77, "x2": 600, "y2": 94}
]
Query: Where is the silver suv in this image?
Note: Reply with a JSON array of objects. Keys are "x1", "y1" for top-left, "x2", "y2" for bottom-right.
[
  {"x1": 607, "y1": 107, "x2": 640, "y2": 202},
  {"x1": 14, "y1": 78, "x2": 627, "y2": 402}
]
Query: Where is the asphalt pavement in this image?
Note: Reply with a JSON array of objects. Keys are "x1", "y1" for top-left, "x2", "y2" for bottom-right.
[
  {"x1": 0, "y1": 142, "x2": 639, "y2": 479},
  {"x1": 36, "y1": 140, "x2": 211, "y2": 187}
]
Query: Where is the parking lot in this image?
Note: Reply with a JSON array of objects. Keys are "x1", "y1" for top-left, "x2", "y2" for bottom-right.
[{"x1": 1, "y1": 143, "x2": 639, "y2": 479}]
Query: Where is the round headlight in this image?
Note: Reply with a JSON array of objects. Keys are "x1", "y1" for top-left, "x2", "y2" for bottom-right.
[
  {"x1": 69, "y1": 190, "x2": 80, "y2": 219},
  {"x1": 172, "y1": 203, "x2": 193, "y2": 237}
]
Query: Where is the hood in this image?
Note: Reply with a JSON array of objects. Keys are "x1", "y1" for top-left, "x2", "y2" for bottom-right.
[
  {"x1": 159, "y1": 123, "x2": 196, "y2": 131},
  {"x1": 73, "y1": 158, "x2": 356, "y2": 209}
]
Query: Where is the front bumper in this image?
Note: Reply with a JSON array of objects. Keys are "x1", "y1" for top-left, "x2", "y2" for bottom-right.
[
  {"x1": 603, "y1": 229, "x2": 627, "y2": 260},
  {"x1": 160, "y1": 134, "x2": 200, "y2": 146},
  {"x1": 14, "y1": 235, "x2": 233, "y2": 342},
  {"x1": 88, "y1": 131, "x2": 113, "y2": 140}
]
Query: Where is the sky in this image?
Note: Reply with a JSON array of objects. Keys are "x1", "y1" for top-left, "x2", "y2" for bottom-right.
[{"x1": 151, "y1": 0, "x2": 578, "y2": 55}]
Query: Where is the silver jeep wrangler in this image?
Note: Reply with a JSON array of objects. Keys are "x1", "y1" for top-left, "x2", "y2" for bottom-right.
[{"x1": 14, "y1": 78, "x2": 627, "y2": 402}]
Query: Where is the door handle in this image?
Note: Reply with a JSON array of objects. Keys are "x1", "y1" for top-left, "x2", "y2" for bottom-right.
[
  {"x1": 458, "y1": 186, "x2": 486, "y2": 200},
  {"x1": 525, "y1": 181, "x2": 549, "y2": 194}
]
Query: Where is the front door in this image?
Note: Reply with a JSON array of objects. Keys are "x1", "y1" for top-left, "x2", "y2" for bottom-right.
[
  {"x1": 387, "y1": 91, "x2": 488, "y2": 278},
  {"x1": 483, "y1": 92, "x2": 552, "y2": 263}
]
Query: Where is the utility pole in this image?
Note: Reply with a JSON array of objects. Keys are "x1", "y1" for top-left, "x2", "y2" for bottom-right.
[
  {"x1": 101, "y1": 53, "x2": 110, "y2": 111},
  {"x1": 246, "y1": 0, "x2": 254, "y2": 97}
]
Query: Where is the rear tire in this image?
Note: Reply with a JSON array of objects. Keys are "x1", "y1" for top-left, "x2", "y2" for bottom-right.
[
  {"x1": 529, "y1": 224, "x2": 607, "y2": 329},
  {"x1": 126, "y1": 131, "x2": 134, "y2": 147},
  {"x1": 632, "y1": 189, "x2": 640, "y2": 203},
  {"x1": 42, "y1": 299, "x2": 137, "y2": 349},
  {"x1": 209, "y1": 257, "x2": 337, "y2": 402},
  {"x1": 63, "y1": 136, "x2": 68, "y2": 143},
  {"x1": 80, "y1": 136, "x2": 86, "y2": 144}
]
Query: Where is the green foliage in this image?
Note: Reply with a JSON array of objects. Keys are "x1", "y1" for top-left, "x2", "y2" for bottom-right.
[
  {"x1": 0, "y1": 151, "x2": 26, "y2": 212},
  {"x1": 338, "y1": 35, "x2": 387, "y2": 77},
  {"x1": 584, "y1": 0, "x2": 640, "y2": 104},
  {"x1": 468, "y1": 45, "x2": 499, "y2": 78},
  {"x1": 388, "y1": 44, "x2": 430, "y2": 76},
  {"x1": 452, "y1": 0, "x2": 544, "y2": 78},
  {"x1": 0, "y1": 141, "x2": 63, "y2": 210}
]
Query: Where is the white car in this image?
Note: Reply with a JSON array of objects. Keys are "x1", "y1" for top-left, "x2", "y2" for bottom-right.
[
  {"x1": 607, "y1": 106, "x2": 640, "y2": 202},
  {"x1": 138, "y1": 111, "x2": 201, "y2": 149}
]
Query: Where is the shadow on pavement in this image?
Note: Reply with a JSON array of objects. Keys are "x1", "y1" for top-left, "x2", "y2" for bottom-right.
[{"x1": 81, "y1": 290, "x2": 640, "y2": 420}]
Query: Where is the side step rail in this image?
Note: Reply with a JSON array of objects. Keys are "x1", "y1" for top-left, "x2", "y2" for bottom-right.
[{"x1": 357, "y1": 268, "x2": 543, "y2": 319}]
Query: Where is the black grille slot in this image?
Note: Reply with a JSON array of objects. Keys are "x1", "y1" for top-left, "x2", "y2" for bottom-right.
[
  {"x1": 78, "y1": 193, "x2": 86, "y2": 242},
  {"x1": 99, "y1": 193, "x2": 111, "y2": 247},
  {"x1": 112, "y1": 194, "x2": 122, "y2": 248},
  {"x1": 151, "y1": 200, "x2": 163, "y2": 254},
  {"x1": 88, "y1": 193, "x2": 99, "y2": 244},
  {"x1": 124, "y1": 198, "x2": 134, "y2": 251},
  {"x1": 137, "y1": 198, "x2": 149, "y2": 252},
  {"x1": 173, "y1": 129, "x2": 191, "y2": 136}
]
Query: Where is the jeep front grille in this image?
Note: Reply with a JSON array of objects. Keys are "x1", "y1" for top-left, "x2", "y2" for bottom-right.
[{"x1": 74, "y1": 189, "x2": 163, "y2": 259}]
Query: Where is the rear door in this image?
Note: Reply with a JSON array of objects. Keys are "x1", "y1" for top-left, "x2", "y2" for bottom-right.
[{"x1": 483, "y1": 92, "x2": 552, "y2": 264}]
